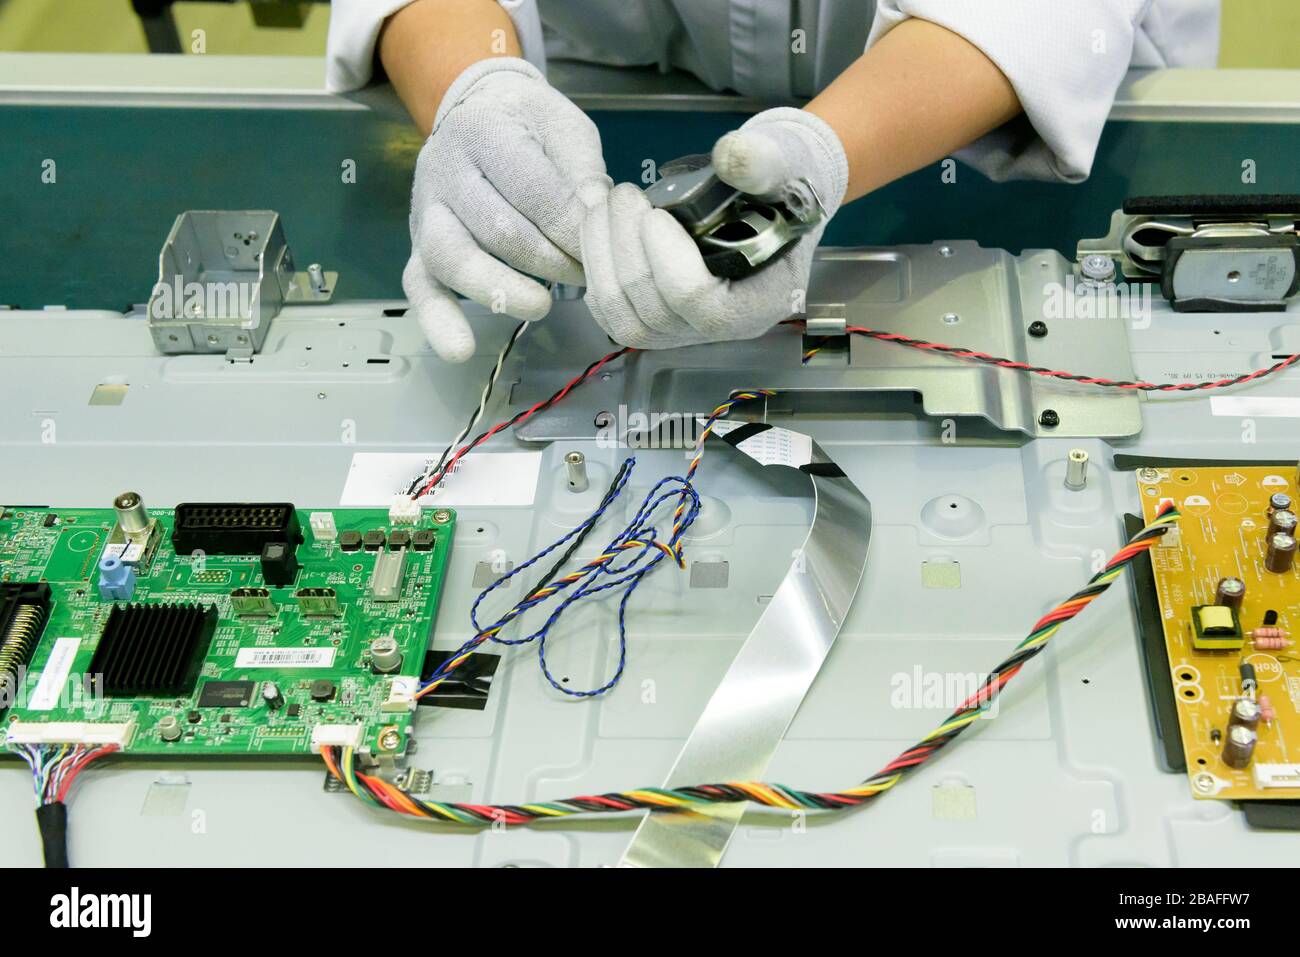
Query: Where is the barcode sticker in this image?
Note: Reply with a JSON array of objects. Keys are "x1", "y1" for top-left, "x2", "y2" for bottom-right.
[{"x1": 234, "y1": 648, "x2": 336, "y2": 669}]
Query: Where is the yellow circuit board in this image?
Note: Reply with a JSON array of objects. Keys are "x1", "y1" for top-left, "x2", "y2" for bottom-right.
[{"x1": 1139, "y1": 465, "x2": 1300, "y2": 800}]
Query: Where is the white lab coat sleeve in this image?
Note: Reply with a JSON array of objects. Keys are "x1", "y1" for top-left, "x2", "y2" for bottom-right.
[
  {"x1": 325, "y1": 0, "x2": 547, "y2": 93},
  {"x1": 867, "y1": 0, "x2": 1159, "y2": 183}
]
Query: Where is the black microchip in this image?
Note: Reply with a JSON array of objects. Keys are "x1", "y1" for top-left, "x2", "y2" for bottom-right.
[
  {"x1": 339, "y1": 530, "x2": 362, "y2": 552},
  {"x1": 197, "y1": 680, "x2": 256, "y2": 708},
  {"x1": 287, "y1": 703, "x2": 301, "y2": 717},
  {"x1": 411, "y1": 530, "x2": 436, "y2": 551}
]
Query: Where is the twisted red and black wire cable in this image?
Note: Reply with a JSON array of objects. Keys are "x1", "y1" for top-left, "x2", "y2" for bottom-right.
[{"x1": 842, "y1": 325, "x2": 1300, "y2": 392}]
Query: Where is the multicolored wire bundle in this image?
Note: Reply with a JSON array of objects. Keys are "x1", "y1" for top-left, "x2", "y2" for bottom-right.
[
  {"x1": 415, "y1": 390, "x2": 774, "y2": 702},
  {"x1": 324, "y1": 502, "x2": 1181, "y2": 826},
  {"x1": 11, "y1": 743, "x2": 118, "y2": 806},
  {"x1": 355, "y1": 310, "x2": 1269, "y2": 829},
  {"x1": 10, "y1": 743, "x2": 119, "y2": 867}
]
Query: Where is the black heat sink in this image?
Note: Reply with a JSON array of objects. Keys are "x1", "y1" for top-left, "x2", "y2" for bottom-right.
[{"x1": 88, "y1": 603, "x2": 217, "y2": 698}]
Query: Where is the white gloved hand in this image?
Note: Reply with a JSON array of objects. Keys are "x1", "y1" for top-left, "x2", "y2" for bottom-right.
[
  {"x1": 405, "y1": 58, "x2": 610, "y2": 362},
  {"x1": 580, "y1": 108, "x2": 848, "y2": 350}
]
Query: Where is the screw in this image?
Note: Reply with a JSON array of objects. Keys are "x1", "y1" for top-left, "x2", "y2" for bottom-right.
[
  {"x1": 942, "y1": 312, "x2": 960, "y2": 324},
  {"x1": 1028, "y1": 320, "x2": 1048, "y2": 338},
  {"x1": 379, "y1": 727, "x2": 401, "y2": 751},
  {"x1": 432, "y1": 509, "x2": 452, "y2": 525},
  {"x1": 1039, "y1": 409, "x2": 1060, "y2": 428},
  {"x1": 1080, "y1": 254, "x2": 1116, "y2": 283},
  {"x1": 307, "y1": 263, "x2": 328, "y2": 294},
  {"x1": 1137, "y1": 467, "x2": 1161, "y2": 484}
]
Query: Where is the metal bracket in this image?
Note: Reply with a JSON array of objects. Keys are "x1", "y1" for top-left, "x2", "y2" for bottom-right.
[
  {"x1": 146, "y1": 210, "x2": 337, "y2": 356},
  {"x1": 516, "y1": 244, "x2": 1142, "y2": 441}
]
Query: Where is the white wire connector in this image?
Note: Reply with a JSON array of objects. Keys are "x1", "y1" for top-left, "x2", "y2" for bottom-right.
[
  {"x1": 389, "y1": 495, "x2": 421, "y2": 525},
  {"x1": 309, "y1": 511, "x2": 338, "y2": 542}
]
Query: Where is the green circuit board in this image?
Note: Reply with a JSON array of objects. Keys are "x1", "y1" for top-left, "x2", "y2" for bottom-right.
[{"x1": 0, "y1": 504, "x2": 455, "y2": 757}]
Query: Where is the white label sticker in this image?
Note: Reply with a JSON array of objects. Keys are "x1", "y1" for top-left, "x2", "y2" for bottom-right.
[
  {"x1": 234, "y1": 647, "x2": 336, "y2": 669},
  {"x1": 30, "y1": 637, "x2": 79, "y2": 711},
  {"x1": 1210, "y1": 396, "x2": 1300, "y2": 418},
  {"x1": 340, "y1": 451, "x2": 543, "y2": 507},
  {"x1": 705, "y1": 420, "x2": 813, "y2": 469}
]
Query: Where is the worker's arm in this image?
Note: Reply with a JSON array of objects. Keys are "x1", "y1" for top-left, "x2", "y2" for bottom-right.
[
  {"x1": 378, "y1": 0, "x2": 522, "y2": 136},
  {"x1": 806, "y1": 17, "x2": 1021, "y2": 204}
]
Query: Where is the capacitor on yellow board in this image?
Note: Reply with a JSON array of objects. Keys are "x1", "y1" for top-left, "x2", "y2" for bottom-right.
[
  {"x1": 1214, "y1": 576, "x2": 1246, "y2": 609},
  {"x1": 1268, "y1": 509, "x2": 1298, "y2": 538},
  {"x1": 1221, "y1": 724, "x2": 1257, "y2": 769},
  {"x1": 1265, "y1": 532, "x2": 1297, "y2": 574},
  {"x1": 1226, "y1": 697, "x2": 1260, "y2": 733}
]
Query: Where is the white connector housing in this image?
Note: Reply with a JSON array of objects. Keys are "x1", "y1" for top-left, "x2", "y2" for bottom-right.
[
  {"x1": 310, "y1": 722, "x2": 365, "y2": 753},
  {"x1": 388, "y1": 495, "x2": 421, "y2": 525},
  {"x1": 1254, "y1": 763, "x2": 1300, "y2": 789},
  {"x1": 309, "y1": 511, "x2": 338, "y2": 542},
  {"x1": 6, "y1": 720, "x2": 137, "y2": 748},
  {"x1": 382, "y1": 676, "x2": 419, "y2": 713}
]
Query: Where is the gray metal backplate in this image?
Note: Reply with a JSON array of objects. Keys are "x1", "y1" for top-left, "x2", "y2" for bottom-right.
[
  {"x1": 518, "y1": 244, "x2": 1142, "y2": 442},
  {"x1": 1, "y1": 253, "x2": 1299, "y2": 868}
]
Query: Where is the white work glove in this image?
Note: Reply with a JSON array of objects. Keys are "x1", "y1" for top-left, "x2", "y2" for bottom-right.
[
  {"x1": 580, "y1": 108, "x2": 848, "y2": 350},
  {"x1": 404, "y1": 58, "x2": 610, "y2": 362}
]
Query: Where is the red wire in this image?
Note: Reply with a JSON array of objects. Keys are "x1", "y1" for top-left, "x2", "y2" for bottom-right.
[
  {"x1": 416, "y1": 321, "x2": 1297, "y2": 499},
  {"x1": 54, "y1": 746, "x2": 117, "y2": 804},
  {"x1": 415, "y1": 347, "x2": 631, "y2": 498},
  {"x1": 842, "y1": 324, "x2": 1300, "y2": 393}
]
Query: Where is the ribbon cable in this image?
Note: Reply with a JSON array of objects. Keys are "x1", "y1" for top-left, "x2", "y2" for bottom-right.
[{"x1": 620, "y1": 433, "x2": 871, "y2": 867}]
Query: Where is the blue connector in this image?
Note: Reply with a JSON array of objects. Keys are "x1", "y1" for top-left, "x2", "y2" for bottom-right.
[{"x1": 97, "y1": 554, "x2": 136, "y2": 601}]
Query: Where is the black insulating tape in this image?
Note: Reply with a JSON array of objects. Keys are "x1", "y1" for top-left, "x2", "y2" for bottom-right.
[
  {"x1": 718, "y1": 422, "x2": 773, "y2": 446},
  {"x1": 36, "y1": 801, "x2": 69, "y2": 868},
  {"x1": 800, "y1": 462, "x2": 847, "y2": 478}
]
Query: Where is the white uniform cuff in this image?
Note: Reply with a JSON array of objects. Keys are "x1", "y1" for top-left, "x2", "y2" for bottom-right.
[
  {"x1": 326, "y1": 0, "x2": 547, "y2": 94},
  {"x1": 869, "y1": 0, "x2": 1146, "y2": 183}
]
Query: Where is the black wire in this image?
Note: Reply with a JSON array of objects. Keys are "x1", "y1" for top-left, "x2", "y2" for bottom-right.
[
  {"x1": 522, "y1": 458, "x2": 632, "y2": 604},
  {"x1": 849, "y1": 327, "x2": 1300, "y2": 393},
  {"x1": 409, "y1": 321, "x2": 529, "y2": 496},
  {"x1": 414, "y1": 347, "x2": 632, "y2": 497}
]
